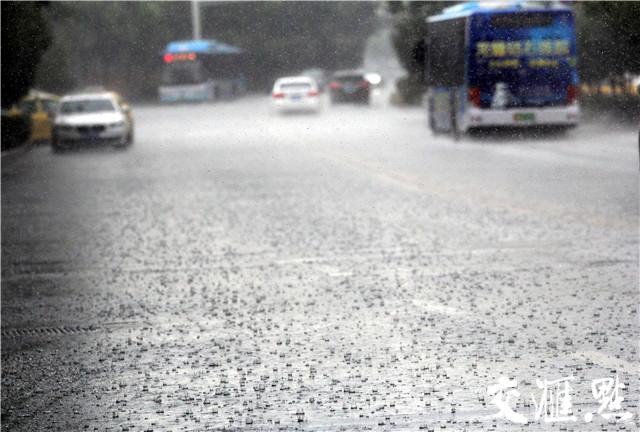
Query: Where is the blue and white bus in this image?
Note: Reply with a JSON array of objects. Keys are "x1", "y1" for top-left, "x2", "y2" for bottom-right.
[
  {"x1": 159, "y1": 39, "x2": 247, "y2": 103},
  {"x1": 426, "y1": 1, "x2": 580, "y2": 136}
]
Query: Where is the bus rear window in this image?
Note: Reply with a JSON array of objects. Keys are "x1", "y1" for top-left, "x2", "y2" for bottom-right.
[
  {"x1": 490, "y1": 13, "x2": 554, "y2": 29},
  {"x1": 162, "y1": 62, "x2": 205, "y2": 85},
  {"x1": 280, "y1": 83, "x2": 311, "y2": 91}
]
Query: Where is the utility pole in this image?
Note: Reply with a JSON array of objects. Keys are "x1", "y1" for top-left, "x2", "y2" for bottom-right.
[{"x1": 192, "y1": 0, "x2": 202, "y2": 40}]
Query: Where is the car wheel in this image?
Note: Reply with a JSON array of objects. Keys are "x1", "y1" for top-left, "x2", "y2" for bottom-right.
[
  {"x1": 114, "y1": 135, "x2": 129, "y2": 149},
  {"x1": 51, "y1": 135, "x2": 64, "y2": 152},
  {"x1": 114, "y1": 129, "x2": 134, "y2": 149}
]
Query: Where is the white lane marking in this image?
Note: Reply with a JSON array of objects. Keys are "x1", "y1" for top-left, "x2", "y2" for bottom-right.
[{"x1": 412, "y1": 299, "x2": 466, "y2": 317}]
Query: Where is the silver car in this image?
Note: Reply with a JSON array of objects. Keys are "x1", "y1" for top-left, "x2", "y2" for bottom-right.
[{"x1": 52, "y1": 92, "x2": 134, "y2": 150}]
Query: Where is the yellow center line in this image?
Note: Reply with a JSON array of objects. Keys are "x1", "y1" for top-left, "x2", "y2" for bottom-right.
[{"x1": 312, "y1": 148, "x2": 636, "y2": 232}]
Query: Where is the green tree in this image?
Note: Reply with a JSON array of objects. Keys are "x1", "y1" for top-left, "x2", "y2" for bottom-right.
[
  {"x1": 1, "y1": 1, "x2": 51, "y2": 108},
  {"x1": 36, "y1": 2, "x2": 191, "y2": 99},
  {"x1": 390, "y1": 1, "x2": 640, "y2": 104},
  {"x1": 200, "y1": 2, "x2": 377, "y2": 89},
  {"x1": 576, "y1": 2, "x2": 640, "y2": 82},
  {"x1": 389, "y1": 1, "x2": 445, "y2": 104},
  {"x1": 35, "y1": 1, "x2": 377, "y2": 100}
]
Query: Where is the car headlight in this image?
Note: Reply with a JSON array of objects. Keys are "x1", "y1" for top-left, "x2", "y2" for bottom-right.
[{"x1": 109, "y1": 121, "x2": 125, "y2": 128}]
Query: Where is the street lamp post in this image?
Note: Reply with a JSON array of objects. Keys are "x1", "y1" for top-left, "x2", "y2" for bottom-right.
[{"x1": 192, "y1": 0, "x2": 201, "y2": 40}]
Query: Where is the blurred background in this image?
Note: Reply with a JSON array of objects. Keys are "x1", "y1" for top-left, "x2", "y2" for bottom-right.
[
  {"x1": 1, "y1": 2, "x2": 638, "y2": 431},
  {"x1": 2, "y1": 1, "x2": 638, "y2": 108}
]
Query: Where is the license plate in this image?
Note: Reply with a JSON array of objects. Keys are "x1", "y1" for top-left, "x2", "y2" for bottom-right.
[
  {"x1": 290, "y1": 94, "x2": 302, "y2": 101},
  {"x1": 343, "y1": 85, "x2": 356, "y2": 94},
  {"x1": 514, "y1": 113, "x2": 535, "y2": 122}
]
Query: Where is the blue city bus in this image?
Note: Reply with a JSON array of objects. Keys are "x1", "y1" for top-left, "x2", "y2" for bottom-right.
[
  {"x1": 159, "y1": 39, "x2": 247, "y2": 103},
  {"x1": 426, "y1": 1, "x2": 579, "y2": 137}
]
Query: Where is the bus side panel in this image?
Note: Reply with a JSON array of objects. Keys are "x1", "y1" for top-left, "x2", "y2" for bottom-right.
[
  {"x1": 201, "y1": 53, "x2": 248, "y2": 100},
  {"x1": 426, "y1": 17, "x2": 467, "y2": 133},
  {"x1": 429, "y1": 88, "x2": 452, "y2": 132},
  {"x1": 429, "y1": 87, "x2": 467, "y2": 133}
]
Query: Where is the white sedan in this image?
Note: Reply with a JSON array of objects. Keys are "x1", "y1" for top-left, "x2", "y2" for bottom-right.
[
  {"x1": 271, "y1": 76, "x2": 321, "y2": 113},
  {"x1": 52, "y1": 92, "x2": 134, "y2": 151}
]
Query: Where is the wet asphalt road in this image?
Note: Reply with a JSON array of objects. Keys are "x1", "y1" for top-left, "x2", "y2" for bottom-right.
[{"x1": 1, "y1": 97, "x2": 638, "y2": 431}]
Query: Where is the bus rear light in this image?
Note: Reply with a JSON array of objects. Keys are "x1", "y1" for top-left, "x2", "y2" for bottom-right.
[
  {"x1": 272, "y1": 92, "x2": 285, "y2": 99},
  {"x1": 567, "y1": 84, "x2": 578, "y2": 104},
  {"x1": 468, "y1": 87, "x2": 481, "y2": 108},
  {"x1": 164, "y1": 52, "x2": 196, "y2": 63}
]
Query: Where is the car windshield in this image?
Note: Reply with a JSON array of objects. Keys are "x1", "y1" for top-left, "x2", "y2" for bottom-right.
[
  {"x1": 60, "y1": 99, "x2": 115, "y2": 114},
  {"x1": 41, "y1": 100, "x2": 58, "y2": 115}
]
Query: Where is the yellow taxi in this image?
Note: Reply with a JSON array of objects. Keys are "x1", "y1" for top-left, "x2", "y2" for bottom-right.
[{"x1": 9, "y1": 90, "x2": 60, "y2": 142}]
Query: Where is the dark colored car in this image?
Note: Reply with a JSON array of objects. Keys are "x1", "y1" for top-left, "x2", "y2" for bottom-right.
[{"x1": 328, "y1": 70, "x2": 371, "y2": 104}]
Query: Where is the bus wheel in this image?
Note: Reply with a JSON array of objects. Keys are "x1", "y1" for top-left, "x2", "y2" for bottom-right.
[
  {"x1": 450, "y1": 110, "x2": 460, "y2": 141},
  {"x1": 449, "y1": 91, "x2": 460, "y2": 141},
  {"x1": 452, "y1": 119, "x2": 460, "y2": 141},
  {"x1": 427, "y1": 98, "x2": 436, "y2": 134},
  {"x1": 428, "y1": 112, "x2": 438, "y2": 135}
]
